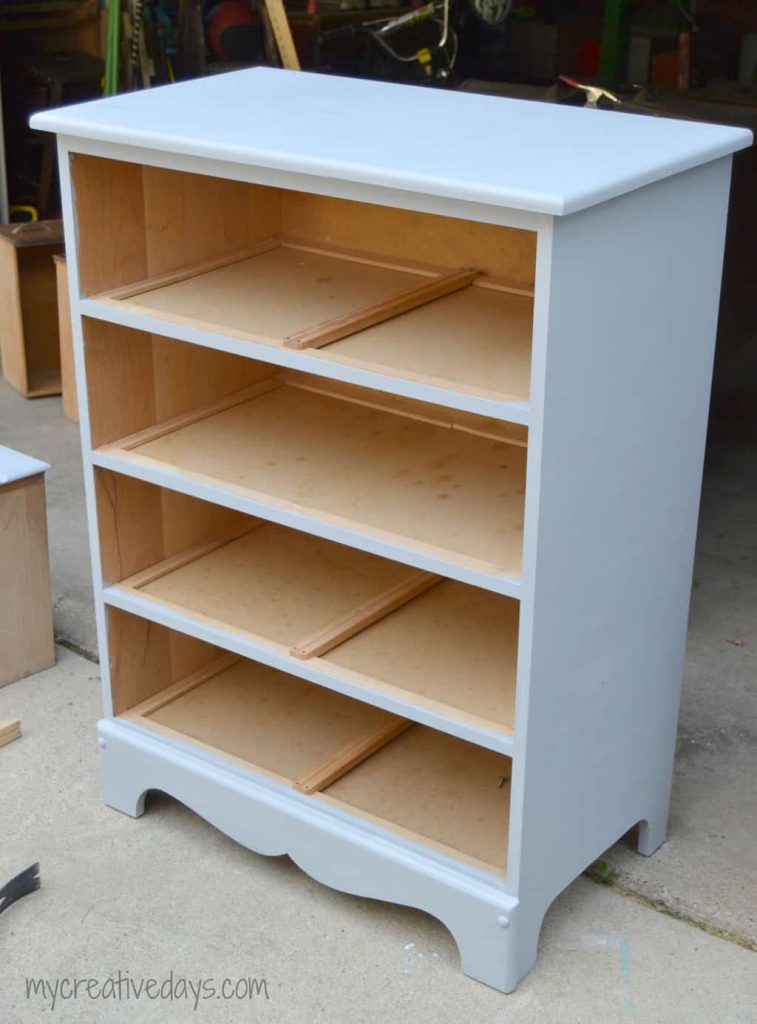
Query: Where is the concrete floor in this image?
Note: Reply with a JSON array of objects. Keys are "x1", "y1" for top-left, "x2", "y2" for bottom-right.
[{"x1": 1, "y1": 379, "x2": 756, "y2": 1020}]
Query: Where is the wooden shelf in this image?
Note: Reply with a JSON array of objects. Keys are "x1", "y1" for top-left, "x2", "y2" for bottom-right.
[
  {"x1": 125, "y1": 655, "x2": 511, "y2": 874},
  {"x1": 322, "y1": 579, "x2": 518, "y2": 732},
  {"x1": 97, "y1": 378, "x2": 526, "y2": 582},
  {"x1": 91, "y1": 239, "x2": 533, "y2": 406},
  {"x1": 322, "y1": 285, "x2": 532, "y2": 404},
  {"x1": 108, "y1": 521, "x2": 519, "y2": 738},
  {"x1": 322, "y1": 725, "x2": 510, "y2": 873}
]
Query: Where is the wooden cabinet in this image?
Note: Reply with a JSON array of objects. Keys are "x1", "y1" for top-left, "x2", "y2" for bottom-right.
[
  {"x1": 32, "y1": 68, "x2": 750, "y2": 992},
  {"x1": 0, "y1": 446, "x2": 55, "y2": 686},
  {"x1": 0, "y1": 221, "x2": 63, "y2": 397}
]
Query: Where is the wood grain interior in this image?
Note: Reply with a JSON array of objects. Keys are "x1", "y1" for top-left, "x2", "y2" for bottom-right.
[
  {"x1": 72, "y1": 156, "x2": 148, "y2": 296},
  {"x1": 76, "y1": 156, "x2": 526, "y2": 876},
  {"x1": 103, "y1": 379, "x2": 526, "y2": 575},
  {"x1": 54, "y1": 255, "x2": 78, "y2": 420},
  {"x1": 140, "y1": 164, "x2": 279, "y2": 279},
  {"x1": 82, "y1": 319, "x2": 277, "y2": 447},
  {"x1": 280, "y1": 191, "x2": 535, "y2": 289},
  {"x1": 112, "y1": 615, "x2": 511, "y2": 873},
  {"x1": 73, "y1": 155, "x2": 534, "y2": 296},
  {"x1": 108, "y1": 609, "x2": 240, "y2": 714},
  {"x1": 103, "y1": 480, "x2": 518, "y2": 733},
  {"x1": 95, "y1": 469, "x2": 253, "y2": 583},
  {"x1": 108, "y1": 607, "x2": 174, "y2": 712},
  {"x1": 100, "y1": 245, "x2": 533, "y2": 403},
  {"x1": 73, "y1": 156, "x2": 534, "y2": 405},
  {"x1": 72, "y1": 155, "x2": 279, "y2": 295}
]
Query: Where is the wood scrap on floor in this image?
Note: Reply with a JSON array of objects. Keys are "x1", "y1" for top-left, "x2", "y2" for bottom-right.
[{"x1": 0, "y1": 718, "x2": 22, "y2": 748}]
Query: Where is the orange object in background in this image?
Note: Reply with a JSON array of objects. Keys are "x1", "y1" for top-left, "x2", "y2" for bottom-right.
[{"x1": 651, "y1": 49, "x2": 679, "y2": 85}]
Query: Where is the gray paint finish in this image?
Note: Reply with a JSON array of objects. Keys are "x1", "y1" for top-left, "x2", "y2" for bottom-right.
[
  {"x1": 33, "y1": 72, "x2": 745, "y2": 992},
  {"x1": 508, "y1": 161, "x2": 734, "y2": 982}
]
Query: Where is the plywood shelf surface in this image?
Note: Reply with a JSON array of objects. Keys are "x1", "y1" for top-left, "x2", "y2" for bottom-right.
[
  {"x1": 105, "y1": 243, "x2": 425, "y2": 338},
  {"x1": 99, "y1": 382, "x2": 526, "y2": 580},
  {"x1": 321, "y1": 724, "x2": 510, "y2": 873},
  {"x1": 91, "y1": 240, "x2": 533, "y2": 406},
  {"x1": 323, "y1": 285, "x2": 533, "y2": 403},
  {"x1": 322, "y1": 579, "x2": 519, "y2": 730},
  {"x1": 126, "y1": 657, "x2": 510, "y2": 874},
  {"x1": 109, "y1": 522, "x2": 519, "y2": 737},
  {"x1": 136, "y1": 659, "x2": 400, "y2": 782}
]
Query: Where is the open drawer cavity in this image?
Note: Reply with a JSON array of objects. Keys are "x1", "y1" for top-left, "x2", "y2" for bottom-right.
[
  {"x1": 73, "y1": 155, "x2": 535, "y2": 407},
  {"x1": 99, "y1": 472, "x2": 519, "y2": 744},
  {"x1": 85, "y1": 323, "x2": 526, "y2": 588},
  {"x1": 111, "y1": 610, "x2": 512, "y2": 875}
]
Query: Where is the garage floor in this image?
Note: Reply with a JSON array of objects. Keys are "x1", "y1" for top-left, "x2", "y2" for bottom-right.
[{"x1": 1, "y1": 380, "x2": 755, "y2": 1022}]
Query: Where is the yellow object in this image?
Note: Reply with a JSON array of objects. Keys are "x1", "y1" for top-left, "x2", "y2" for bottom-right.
[
  {"x1": 9, "y1": 205, "x2": 38, "y2": 222},
  {"x1": 417, "y1": 47, "x2": 432, "y2": 74}
]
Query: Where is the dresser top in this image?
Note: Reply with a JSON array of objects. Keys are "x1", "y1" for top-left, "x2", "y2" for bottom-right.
[
  {"x1": 31, "y1": 67, "x2": 752, "y2": 216},
  {"x1": 0, "y1": 445, "x2": 50, "y2": 484}
]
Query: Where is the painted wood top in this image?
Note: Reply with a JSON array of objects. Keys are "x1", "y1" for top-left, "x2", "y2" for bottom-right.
[
  {"x1": 0, "y1": 445, "x2": 50, "y2": 484},
  {"x1": 31, "y1": 68, "x2": 751, "y2": 216}
]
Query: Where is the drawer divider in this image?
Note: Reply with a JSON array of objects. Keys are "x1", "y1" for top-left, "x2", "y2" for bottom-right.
[
  {"x1": 294, "y1": 717, "x2": 413, "y2": 795},
  {"x1": 290, "y1": 570, "x2": 442, "y2": 661},
  {"x1": 283, "y1": 268, "x2": 479, "y2": 351}
]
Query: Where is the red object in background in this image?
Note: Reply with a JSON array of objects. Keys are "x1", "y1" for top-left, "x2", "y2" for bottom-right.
[
  {"x1": 577, "y1": 38, "x2": 601, "y2": 77},
  {"x1": 206, "y1": 1, "x2": 260, "y2": 61},
  {"x1": 651, "y1": 49, "x2": 679, "y2": 85}
]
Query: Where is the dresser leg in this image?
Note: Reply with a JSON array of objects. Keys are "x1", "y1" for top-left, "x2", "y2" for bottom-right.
[
  {"x1": 453, "y1": 898, "x2": 546, "y2": 993},
  {"x1": 102, "y1": 775, "x2": 147, "y2": 818},
  {"x1": 636, "y1": 805, "x2": 669, "y2": 856},
  {"x1": 98, "y1": 732, "x2": 147, "y2": 818}
]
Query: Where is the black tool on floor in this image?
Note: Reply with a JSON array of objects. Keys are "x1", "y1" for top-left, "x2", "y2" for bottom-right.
[{"x1": 0, "y1": 863, "x2": 40, "y2": 916}]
